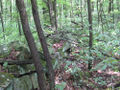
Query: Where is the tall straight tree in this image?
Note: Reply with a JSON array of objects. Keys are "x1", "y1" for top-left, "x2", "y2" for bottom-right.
[
  {"x1": 30, "y1": 0, "x2": 55, "y2": 89},
  {"x1": 0, "y1": 12, "x2": 5, "y2": 40},
  {"x1": 47, "y1": 0, "x2": 57, "y2": 31},
  {"x1": 0, "y1": 0, "x2": 5, "y2": 40},
  {"x1": 0, "y1": 0, "x2": 3, "y2": 13},
  {"x1": 16, "y1": 0, "x2": 46, "y2": 90},
  {"x1": 87, "y1": 0, "x2": 93, "y2": 70},
  {"x1": 53, "y1": 0, "x2": 57, "y2": 30},
  {"x1": 108, "y1": 0, "x2": 113, "y2": 13}
]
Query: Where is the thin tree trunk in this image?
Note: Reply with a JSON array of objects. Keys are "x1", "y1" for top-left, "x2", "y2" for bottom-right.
[
  {"x1": 108, "y1": 0, "x2": 112, "y2": 13},
  {"x1": 70, "y1": 0, "x2": 73, "y2": 18},
  {"x1": 116, "y1": 0, "x2": 120, "y2": 11},
  {"x1": 111, "y1": 0, "x2": 114, "y2": 25},
  {"x1": 0, "y1": 0, "x2": 3, "y2": 13},
  {"x1": 31, "y1": 0, "x2": 55, "y2": 89},
  {"x1": 58, "y1": 3, "x2": 62, "y2": 29},
  {"x1": 0, "y1": 13, "x2": 5, "y2": 40},
  {"x1": 53, "y1": 0, "x2": 57, "y2": 30},
  {"x1": 87, "y1": 0, "x2": 93, "y2": 70},
  {"x1": 16, "y1": 0, "x2": 46, "y2": 90},
  {"x1": 99, "y1": 1, "x2": 104, "y2": 32},
  {"x1": 17, "y1": 16, "x2": 22, "y2": 36},
  {"x1": 80, "y1": 0, "x2": 84, "y2": 30},
  {"x1": 97, "y1": 0, "x2": 100, "y2": 25},
  {"x1": 48, "y1": 0, "x2": 56, "y2": 31},
  {"x1": 116, "y1": 0, "x2": 120, "y2": 22},
  {"x1": 0, "y1": 0, "x2": 5, "y2": 40},
  {"x1": 16, "y1": 7, "x2": 22, "y2": 36},
  {"x1": 10, "y1": 0, "x2": 12, "y2": 20}
]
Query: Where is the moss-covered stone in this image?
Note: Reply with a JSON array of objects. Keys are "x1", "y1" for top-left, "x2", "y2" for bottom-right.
[{"x1": 0, "y1": 72, "x2": 14, "y2": 87}]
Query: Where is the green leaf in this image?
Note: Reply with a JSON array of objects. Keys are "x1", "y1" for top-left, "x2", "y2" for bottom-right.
[
  {"x1": 100, "y1": 65, "x2": 107, "y2": 71},
  {"x1": 62, "y1": 42, "x2": 70, "y2": 52},
  {"x1": 55, "y1": 82, "x2": 66, "y2": 90},
  {"x1": 3, "y1": 62, "x2": 8, "y2": 68}
]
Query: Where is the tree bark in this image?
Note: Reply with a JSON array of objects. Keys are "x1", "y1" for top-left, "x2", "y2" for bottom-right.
[
  {"x1": 17, "y1": 9, "x2": 22, "y2": 36},
  {"x1": 17, "y1": 17, "x2": 22, "y2": 36},
  {"x1": 10, "y1": 0, "x2": 13, "y2": 20},
  {"x1": 47, "y1": 0, "x2": 56, "y2": 31},
  {"x1": 0, "y1": 0, "x2": 5, "y2": 40},
  {"x1": 108, "y1": 0, "x2": 112, "y2": 13},
  {"x1": 0, "y1": 12, "x2": 5, "y2": 40},
  {"x1": 0, "y1": 0, "x2": 3, "y2": 13},
  {"x1": 16, "y1": 0, "x2": 46, "y2": 90},
  {"x1": 97, "y1": 0, "x2": 100, "y2": 25},
  {"x1": 87, "y1": 0, "x2": 93, "y2": 70},
  {"x1": 53, "y1": 0, "x2": 57, "y2": 30},
  {"x1": 0, "y1": 59, "x2": 34, "y2": 65},
  {"x1": 31, "y1": 0, "x2": 55, "y2": 89}
]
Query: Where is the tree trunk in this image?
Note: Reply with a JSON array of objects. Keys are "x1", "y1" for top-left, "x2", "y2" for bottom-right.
[
  {"x1": 80, "y1": 0, "x2": 84, "y2": 30},
  {"x1": 17, "y1": 17, "x2": 22, "y2": 36},
  {"x1": 97, "y1": 0, "x2": 100, "y2": 25},
  {"x1": 0, "y1": 0, "x2": 5, "y2": 40},
  {"x1": 53, "y1": 0, "x2": 57, "y2": 30},
  {"x1": 47, "y1": 0, "x2": 56, "y2": 31},
  {"x1": 0, "y1": 12, "x2": 5, "y2": 40},
  {"x1": 16, "y1": 0, "x2": 46, "y2": 90},
  {"x1": 0, "y1": 0, "x2": 3, "y2": 13},
  {"x1": 10, "y1": 0, "x2": 12, "y2": 20},
  {"x1": 31, "y1": 0, "x2": 55, "y2": 89},
  {"x1": 17, "y1": 9, "x2": 22, "y2": 36},
  {"x1": 87, "y1": 0, "x2": 93, "y2": 70},
  {"x1": 108, "y1": 0, "x2": 112, "y2": 13}
]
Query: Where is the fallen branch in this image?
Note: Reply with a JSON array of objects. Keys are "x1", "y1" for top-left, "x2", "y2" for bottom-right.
[
  {"x1": 0, "y1": 59, "x2": 34, "y2": 65},
  {"x1": 93, "y1": 48, "x2": 120, "y2": 60},
  {"x1": 13, "y1": 70, "x2": 36, "y2": 78},
  {"x1": 101, "y1": 52, "x2": 120, "y2": 60},
  {"x1": 71, "y1": 21, "x2": 79, "y2": 25}
]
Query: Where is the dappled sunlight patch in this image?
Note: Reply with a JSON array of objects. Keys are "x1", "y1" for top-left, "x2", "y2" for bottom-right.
[{"x1": 97, "y1": 69, "x2": 120, "y2": 76}]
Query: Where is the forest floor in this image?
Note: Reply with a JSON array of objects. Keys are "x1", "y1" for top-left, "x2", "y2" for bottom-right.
[
  {"x1": 54, "y1": 60, "x2": 120, "y2": 90},
  {"x1": 0, "y1": 41, "x2": 120, "y2": 90},
  {"x1": 53, "y1": 41, "x2": 120, "y2": 90}
]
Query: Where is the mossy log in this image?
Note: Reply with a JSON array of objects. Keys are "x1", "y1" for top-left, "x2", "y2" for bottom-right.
[{"x1": 0, "y1": 59, "x2": 34, "y2": 65}]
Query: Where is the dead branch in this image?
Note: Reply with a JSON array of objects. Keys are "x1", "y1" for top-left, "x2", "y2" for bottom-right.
[{"x1": 0, "y1": 59, "x2": 34, "y2": 65}]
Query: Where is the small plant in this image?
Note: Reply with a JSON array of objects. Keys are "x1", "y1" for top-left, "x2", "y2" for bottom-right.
[
  {"x1": 94, "y1": 77, "x2": 107, "y2": 86},
  {"x1": 55, "y1": 82, "x2": 66, "y2": 90}
]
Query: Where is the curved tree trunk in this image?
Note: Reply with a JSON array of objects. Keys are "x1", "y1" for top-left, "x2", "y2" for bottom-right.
[
  {"x1": 16, "y1": 0, "x2": 46, "y2": 90},
  {"x1": 31, "y1": 0, "x2": 55, "y2": 89}
]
